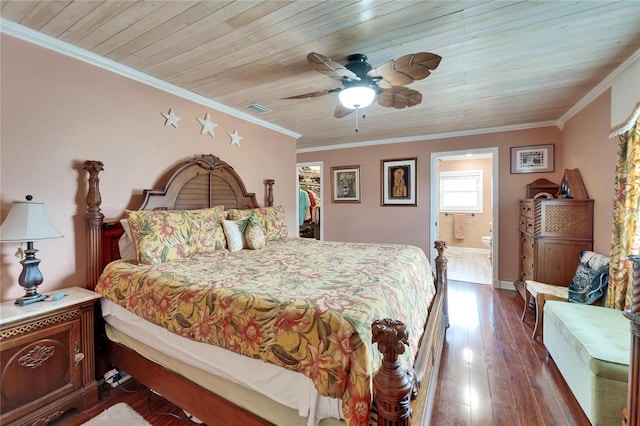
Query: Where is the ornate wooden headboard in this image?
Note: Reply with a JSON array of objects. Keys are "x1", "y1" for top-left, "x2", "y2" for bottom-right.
[{"x1": 83, "y1": 154, "x2": 274, "y2": 290}]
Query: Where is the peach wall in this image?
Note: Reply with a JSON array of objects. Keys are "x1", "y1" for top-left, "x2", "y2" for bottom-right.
[
  {"x1": 0, "y1": 35, "x2": 297, "y2": 302},
  {"x1": 438, "y1": 157, "x2": 493, "y2": 249},
  {"x1": 298, "y1": 127, "x2": 566, "y2": 284},
  {"x1": 562, "y1": 91, "x2": 617, "y2": 255}
]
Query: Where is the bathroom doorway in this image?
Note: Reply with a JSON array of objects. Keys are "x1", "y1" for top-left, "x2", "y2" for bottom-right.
[
  {"x1": 297, "y1": 162, "x2": 323, "y2": 240},
  {"x1": 430, "y1": 148, "x2": 498, "y2": 286}
]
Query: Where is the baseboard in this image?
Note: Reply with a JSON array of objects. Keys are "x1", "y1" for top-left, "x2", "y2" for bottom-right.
[
  {"x1": 446, "y1": 246, "x2": 490, "y2": 255},
  {"x1": 498, "y1": 280, "x2": 517, "y2": 290}
]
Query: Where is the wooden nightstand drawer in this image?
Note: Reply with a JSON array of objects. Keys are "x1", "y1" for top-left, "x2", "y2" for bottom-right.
[
  {"x1": 2, "y1": 319, "x2": 81, "y2": 414},
  {"x1": 0, "y1": 287, "x2": 100, "y2": 426}
]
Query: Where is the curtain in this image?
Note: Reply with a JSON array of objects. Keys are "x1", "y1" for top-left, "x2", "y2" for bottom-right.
[{"x1": 607, "y1": 112, "x2": 640, "y2": 310}]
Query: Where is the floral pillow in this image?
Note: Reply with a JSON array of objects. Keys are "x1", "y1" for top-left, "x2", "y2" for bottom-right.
[
  {"x1": 226, "y1": 206, "x2": 288, "y2": 241},
  {"x1": 245, "y1": 214, "x2": 265, "y2": 250},
  {"x1": 126, "y1": 206, "x2": 225, "y2": 265}
]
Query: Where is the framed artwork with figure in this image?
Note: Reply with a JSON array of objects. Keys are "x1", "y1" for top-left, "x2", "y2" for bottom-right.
[
  {"x1": 381, "y1": 158, "x2": 417, "y2": 206},
  {"x1": 331, "y1": 165, "x2": 361, "y2": 203}
]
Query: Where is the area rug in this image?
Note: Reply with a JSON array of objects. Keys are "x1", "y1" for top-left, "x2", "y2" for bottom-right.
[{"x1": 81, "y1": 402, "x2": 151, "y2": 426}]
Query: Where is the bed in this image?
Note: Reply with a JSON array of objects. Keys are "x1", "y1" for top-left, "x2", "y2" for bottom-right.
[{"x1": 82, "y1": 154, "x2": 449, "y2": 426}]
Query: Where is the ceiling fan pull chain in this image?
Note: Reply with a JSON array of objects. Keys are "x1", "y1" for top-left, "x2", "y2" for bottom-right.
[{"x1": 355, "y1": 106, "x2": 359, "y2": 132}]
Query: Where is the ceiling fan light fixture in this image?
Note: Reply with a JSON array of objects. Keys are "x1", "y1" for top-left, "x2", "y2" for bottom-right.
[{"x1": 339, "y1": 86, "x2": 376, "y2": 109}]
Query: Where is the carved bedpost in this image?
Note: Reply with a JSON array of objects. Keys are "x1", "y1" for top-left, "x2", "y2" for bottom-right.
[
  {"x1": 372, "y1": 319, "x2": 414, "y2": 426},
  {"x1": 265, "y1": 179, "x2": 274, "y2": 207},
  {"x1": 435, "y1": 240, "x2": 449, "y2": 328},
  {"x1": 624, "y1": 255, "x2": 640, "y2": 426},
  {"x1": 83, "y1": 161, "x2": 104, "y2": 291}
]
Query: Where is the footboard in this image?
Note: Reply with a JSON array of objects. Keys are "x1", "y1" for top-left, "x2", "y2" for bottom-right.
[{"x1": 372, "y1": 241, "x2": 447, "y2": 426}]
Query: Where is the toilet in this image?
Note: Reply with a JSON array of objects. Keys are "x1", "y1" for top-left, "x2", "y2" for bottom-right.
[{"x1": 481, "y1": 236, "x2": 491, "y2": 248}]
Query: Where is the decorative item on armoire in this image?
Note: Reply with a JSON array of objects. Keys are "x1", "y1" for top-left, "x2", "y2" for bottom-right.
[
  {"x1": 526, "y1": 178, "x2": 560, "y2": 199},
  {"x1": 557, "y1": 168, "x2": 589, "y2": 199}
]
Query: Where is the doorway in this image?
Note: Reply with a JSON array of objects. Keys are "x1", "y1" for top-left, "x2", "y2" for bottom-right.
[
  {"x1": 430, "y1": 148, "x2": 498, "y2": 286},
  {"x1": 297, "y1": 162, "x2": 323, "y2": 240}
]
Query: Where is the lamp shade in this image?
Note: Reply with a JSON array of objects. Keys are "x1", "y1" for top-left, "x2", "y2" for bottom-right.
[
  {"x1": 339, "y1": 86, "x2": 376, "y2": 109},
  {"x1": 0, "y1": 200, "x2": 63, "y2": 242}
]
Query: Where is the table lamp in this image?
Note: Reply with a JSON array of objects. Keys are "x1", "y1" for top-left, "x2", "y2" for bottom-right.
[{"x1": 0, "y1": 195, "x2": 63, "y2": 305}]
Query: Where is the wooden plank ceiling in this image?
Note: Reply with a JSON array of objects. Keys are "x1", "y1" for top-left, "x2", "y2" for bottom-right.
[{"x1": 2, "y1": 1, "x2": 640, "y2": 150}]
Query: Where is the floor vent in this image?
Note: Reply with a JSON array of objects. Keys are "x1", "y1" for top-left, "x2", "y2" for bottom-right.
[{"x1": 246, "y1": 103, "x2": 271, "y2": 114}]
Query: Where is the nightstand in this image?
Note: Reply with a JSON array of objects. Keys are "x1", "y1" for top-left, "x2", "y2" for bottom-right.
[{"x1": 0, "y1": 286, "x2": 101, "y2": 425}]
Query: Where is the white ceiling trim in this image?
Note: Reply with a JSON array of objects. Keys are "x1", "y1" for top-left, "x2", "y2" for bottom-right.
[
  {"x1": 560, "y1": 47, "x2": 640, "y2": 125},
  {"x1": 0, "y1": 19, "x2": 302, "y2": 140},
  {"x1": 296, "y1": 120, "x2": 560, "y2": 153}
]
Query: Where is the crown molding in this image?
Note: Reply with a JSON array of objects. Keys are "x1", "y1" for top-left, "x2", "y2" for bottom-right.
[
  {"x1": 296, "y1": 120, "x2": 561, "y2": 153},
  {"x1": 0, "y1": 19, "x2": 301, "y2": 140},
  {"x1": 560, "y1": 47, "x2": 640, "y2": 124}
]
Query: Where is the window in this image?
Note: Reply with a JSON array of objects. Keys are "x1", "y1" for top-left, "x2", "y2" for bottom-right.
[{"x1": 440, "y1": 170, "x2": 483, "y2": 213}]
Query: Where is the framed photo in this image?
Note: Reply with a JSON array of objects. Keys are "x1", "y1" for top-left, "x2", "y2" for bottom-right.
[
  {"x1": 331, "y1": 165, "x2": 361, "y2": 203},
  {"x1": 381, "y1": 158, "x2": 417, "y2": 206},
  {"x1": 510, "y1": 144, "x2": 555, "y2": 174}
]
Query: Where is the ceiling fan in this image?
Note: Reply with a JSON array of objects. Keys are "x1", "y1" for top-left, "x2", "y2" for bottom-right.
[{"x1": 285, "y1": 51, "x2": 441, "y2": 119}]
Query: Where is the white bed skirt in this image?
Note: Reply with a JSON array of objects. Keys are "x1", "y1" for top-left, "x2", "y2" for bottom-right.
[{"x1": 101, "y1": 299, "x2": 344, "y2": 426}]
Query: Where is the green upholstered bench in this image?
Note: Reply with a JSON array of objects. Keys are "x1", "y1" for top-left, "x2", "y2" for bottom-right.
[{"x1": 544, "y1": 301, "x2": 629, "y2": 425}]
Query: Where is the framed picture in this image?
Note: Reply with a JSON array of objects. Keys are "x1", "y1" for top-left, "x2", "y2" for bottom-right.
[
  {"x1": 381, "y1": 158, "x2": 417, "y2": 206},
  {"x1": 510, "y1": 144, "x2": 555, "y2": 174},
  {"x1": 331, "y1": 165, "x2": 361, "y2": 203}
]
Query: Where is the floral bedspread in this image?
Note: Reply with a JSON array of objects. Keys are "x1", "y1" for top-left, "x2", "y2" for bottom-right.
[{"x1": 95, "y1": 238, "x2": 436, "y2": 426}]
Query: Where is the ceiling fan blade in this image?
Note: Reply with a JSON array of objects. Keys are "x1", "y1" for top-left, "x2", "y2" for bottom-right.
[
  {"x1": 371, "y1": 52, "x2": 441, "y2": 89},
  {"x1": 334, "y1": 102, "x2": 355, "y2": 118},
  {"x1": 378, "y1": 87, "x2": 423, "y2": 109},
  {"x1": 282, "y1": 89, "x2": 334, "y2": 99},
  {"x1": 307, "y1": 52, "x2": 359, "y2": 81}
]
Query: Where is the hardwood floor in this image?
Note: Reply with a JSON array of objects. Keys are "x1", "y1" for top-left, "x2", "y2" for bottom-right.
[
  {"x1": 53, "y1": 281, "x2": 589, "y2": 426},
  {"x1": 430, "y1": 280, "x2": 589, "y2": 425},
  {"x1": 447, "y1": 248, "x2": 492, "y2": 285}
]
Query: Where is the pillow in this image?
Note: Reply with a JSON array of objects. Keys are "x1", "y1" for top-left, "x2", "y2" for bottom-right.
[
  {"x1": 126, "y1": 206, "x2": 225, "y2": 265},
  {"x1": 245, "y1": 214, "x2": 265, "y2": 250},
  {"x1": 226, "y1": 206, "x2": 288, "y2": 241},
  {"x1": 117, "y1": 218, "x2": 136, "y2": 260},
  {"x1": 187, "y1": 207, "x2": 227, "y2": 253},
  {"x1": 568, "y1": 250, "x2": 610, "y2": 304},
  {"x1": 222, "y1": 219, "x2": 248, "y2": 253}
]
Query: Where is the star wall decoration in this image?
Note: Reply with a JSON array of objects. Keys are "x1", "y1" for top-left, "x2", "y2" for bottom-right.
[
  {"x1": 161, "y1": 108, "x2": 181, "y2": 128},
  {"x1": 228, "y1": 129, "x2": 242, "y2": 147},
  {"x1": 197, "y1": 113, "x2": 218, "y2": 138}
]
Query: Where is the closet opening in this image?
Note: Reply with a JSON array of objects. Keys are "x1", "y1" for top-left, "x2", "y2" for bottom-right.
[{"x1": 297, "y1": 162, "x2": 323, "y2": 240}]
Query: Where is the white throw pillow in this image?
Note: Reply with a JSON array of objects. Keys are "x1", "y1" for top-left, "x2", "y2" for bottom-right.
[
  {"x1": 222, "y1": 219, "x2": 248, "y2": 253},
  {"x1": 117, "y1": 218, "x2": 136, "y2": 260}
]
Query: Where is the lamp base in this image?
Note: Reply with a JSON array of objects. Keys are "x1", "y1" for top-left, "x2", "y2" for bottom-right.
[{"x1": 15, "y1": 293, "x2": 48, "y2": 306}]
